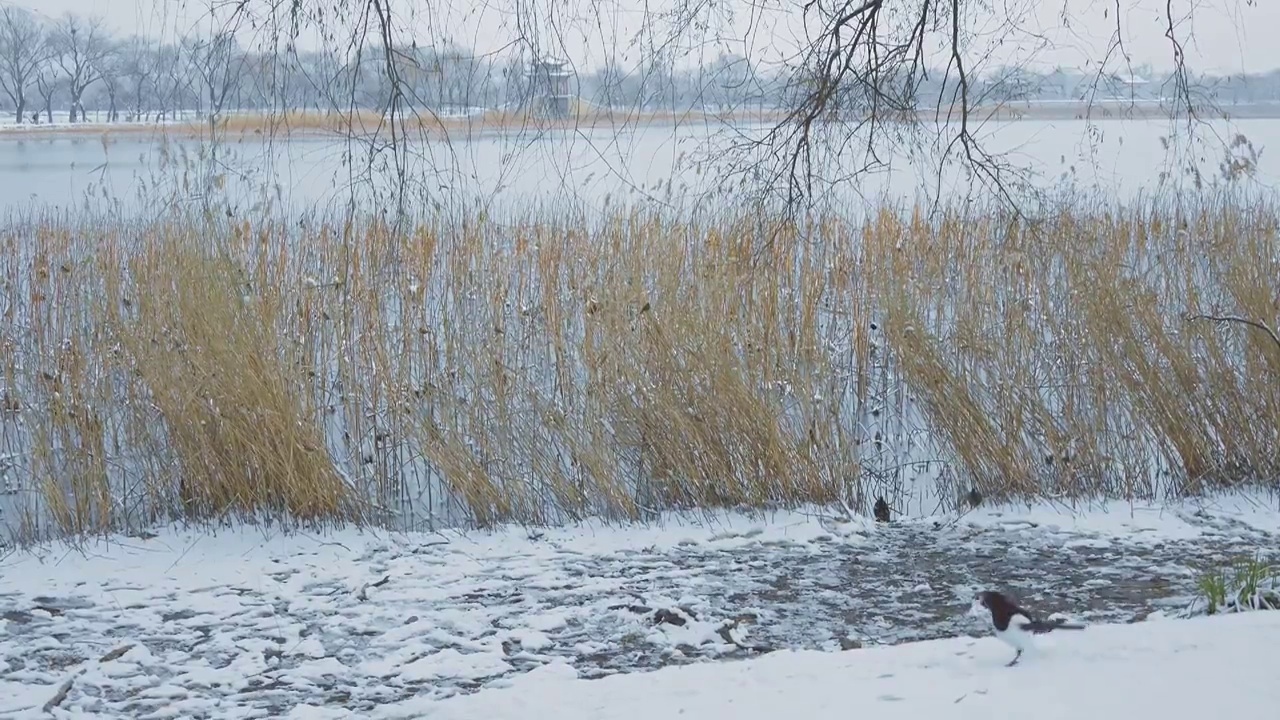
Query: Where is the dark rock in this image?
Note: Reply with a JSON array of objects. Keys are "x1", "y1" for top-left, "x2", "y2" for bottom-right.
[
  {"x1": 652, "y1": 608, "x2": 687, "y2": 627},
  {"x1": 1, "y1": 610, "x2": 33, "y2": 624},
  {"x1": 606, "y1": 603, "x2": 653, "y2": 615},
  {"x1": 100, "y1": 644, "x2": 135, "y2": 662},
  {"x1": 162, "y1": 609, "x2": 200, "y2": 622}
]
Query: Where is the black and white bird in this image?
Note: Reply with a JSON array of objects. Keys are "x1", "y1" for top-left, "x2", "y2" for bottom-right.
[{"x1": 968, "y1": 590, "x2": 1085, "y2": 666}]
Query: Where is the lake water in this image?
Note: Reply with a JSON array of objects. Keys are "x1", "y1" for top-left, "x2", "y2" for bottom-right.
[{"x1": 0, "y1": 116, "x2": 1277, "y2": 218}]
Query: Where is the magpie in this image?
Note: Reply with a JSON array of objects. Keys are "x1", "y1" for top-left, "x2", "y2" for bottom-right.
[{"x1": 968, "y1": 590, "x2": 1085, "y2": 666}]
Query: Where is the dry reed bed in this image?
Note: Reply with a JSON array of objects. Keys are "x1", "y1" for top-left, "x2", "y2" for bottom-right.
[
  {"x1": 0, "y1": 201, "x2": 1277, "y2": 544},
  {"x1": 0, "y1": 107, "x2": 787, "y2": 143},
  {"x1": 0, "y1": 101, "x2": 1215, "y2": 145}
]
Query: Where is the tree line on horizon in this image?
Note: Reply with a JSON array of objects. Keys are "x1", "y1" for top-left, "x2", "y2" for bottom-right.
[{"x1": 2, "y1": 5, "x2": 1279, "y2": 127}]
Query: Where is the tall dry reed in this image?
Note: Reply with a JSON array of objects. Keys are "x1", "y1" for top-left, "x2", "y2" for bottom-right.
[{"x1": 1, "y1": 197, "x2": 1277, "y2": 545}]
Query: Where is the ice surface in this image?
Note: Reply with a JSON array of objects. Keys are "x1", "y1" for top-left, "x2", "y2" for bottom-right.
[{"x1": 0, "y1": 495, "x2": 1276, "y2": 717}]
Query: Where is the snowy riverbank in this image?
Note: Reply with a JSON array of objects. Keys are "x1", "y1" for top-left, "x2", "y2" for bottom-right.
[
  {"x1": 421, "y1": 609, "x2": 1280, "y2": 720},
  {"x1": 1, "y1": 494, "x2": 1277, "y2": 718}
]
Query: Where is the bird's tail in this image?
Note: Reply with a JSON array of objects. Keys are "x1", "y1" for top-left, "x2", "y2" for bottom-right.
[{"x1": 1025, "y1": 618, "x2": 1086, "y2": 633}]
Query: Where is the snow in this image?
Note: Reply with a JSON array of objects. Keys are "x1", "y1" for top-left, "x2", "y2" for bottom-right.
[
  {"x1": 0, "y1": 494, "x2": 1276, "y2": 717},
  {"x1": 958, "y1": 491, "x2": 1280, "y2": 540},
  {"x1": 411, "y1": 611, "x2": 1280, "y2": 720},
  {"x1": 0, "y1": 111, "x2": 197, "y2": 134}
]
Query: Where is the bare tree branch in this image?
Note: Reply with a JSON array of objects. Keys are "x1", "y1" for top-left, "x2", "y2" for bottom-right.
[{"x1": 1184, "y1": 312, "x2": 1280, "y2": 356}]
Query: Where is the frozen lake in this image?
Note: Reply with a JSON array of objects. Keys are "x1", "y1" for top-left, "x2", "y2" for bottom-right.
[{"x1": 0, "y1": 116, "x2": 1277, "y2": 216}]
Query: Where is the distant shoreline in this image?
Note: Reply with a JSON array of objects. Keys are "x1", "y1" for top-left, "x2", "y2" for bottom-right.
[{"x1": 0, "y1": 100, "x2": 1275, "y2": 142}]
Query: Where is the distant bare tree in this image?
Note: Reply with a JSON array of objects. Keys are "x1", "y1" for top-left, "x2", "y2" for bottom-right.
[
  {"x1": 98, "y1": 41, "x2": 123, "y2": 122},
  {"x1": 116, "y1": 36, "x2": 158, "y2": 121},
  {"x1": 50, "y1": 14, "x2": 112, "y2": 122},
  {"x1": 0, "y1": 7, "x2": 47, "y2": 124},
  {"x1": 153, "y1": 43, "x2": 188, "y2": 121},
  {"x1": 243, "y1": 48, "x2": 312, "y2": 112},
  {"x1": 500, "y1": 53, "x2": 530, "y2": 109},
  {"x1": 638, "y1": 50, "x2": 677, "y2": 110},
  {"x1": 294, "y1": 48, "x2": 344, "y2": 114},
  {"x1": 417, "y1": 44, "x2": 483, "y2": 111},
  {"x1": 186, "y1": 31, "x2": 245, "y2": 132},
  {"x1": 34, "y1": 61, "x2": 61, "y2": 123},
  {"x1": 704, "y1": 53, "x2": 757, "y2": 112},
  {"x1": 591, "y1": 59, "x2": 625, "y2": 110}
]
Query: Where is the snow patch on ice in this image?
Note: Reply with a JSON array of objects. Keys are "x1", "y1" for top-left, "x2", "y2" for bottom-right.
[
  {"x1": 507, "y1": 628, "x2": 554, "y2": 651},
  {"x1": 399, "y1": 648, "x2": 509, "y2": 682}
]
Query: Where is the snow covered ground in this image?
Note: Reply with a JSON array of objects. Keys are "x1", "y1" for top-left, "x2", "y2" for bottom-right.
[
  {"x1": 418, "y1": 610, "x2": 1280, "y2": 720},
  {"x1": 0, "y1": 494, "x2": 1277, "y2": 718},
  {"x1": 0, "y1": 110, "x2": 196, "y2": 131}
]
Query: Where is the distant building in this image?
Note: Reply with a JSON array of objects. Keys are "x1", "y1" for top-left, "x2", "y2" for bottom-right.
[
  {"x1": 1111, "y1": 72, "x2": 1153, "y2": 99},
  {"x1": 527, "y1": 57, "x2": 574, "y2": 118}
]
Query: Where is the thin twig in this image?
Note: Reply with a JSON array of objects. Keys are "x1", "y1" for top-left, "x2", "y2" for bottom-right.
[{"x1": 1183, "y1": 312, "x2": 1280, "y2": 354}]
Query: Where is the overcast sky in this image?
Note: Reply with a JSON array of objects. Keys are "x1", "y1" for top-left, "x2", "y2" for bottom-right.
[{"x1": 5, "y1": 0, "x2": 1276, "y2": 76}]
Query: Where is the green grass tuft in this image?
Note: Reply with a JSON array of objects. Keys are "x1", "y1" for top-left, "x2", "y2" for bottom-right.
[{"x1": 1195, "y1": 553, "x2": 1280, "y2": 615}]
